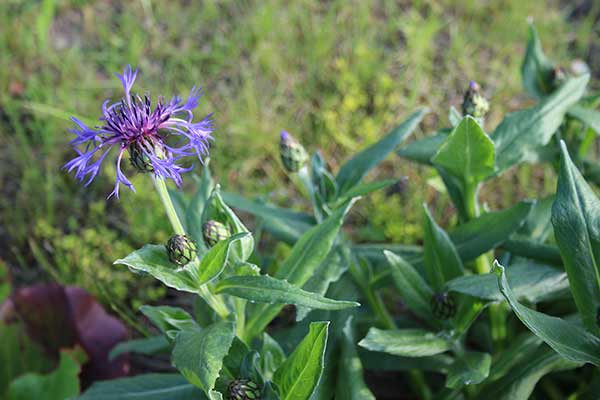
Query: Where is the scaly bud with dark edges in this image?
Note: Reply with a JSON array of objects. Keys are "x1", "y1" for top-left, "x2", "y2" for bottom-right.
[
  {"x1": 431, "y1": 292, "x2": 456, "y2": 320},
  {"x1": 279, "y1": 131, "x2": 308, "y2": 173},
  {"x1": 228, "y1": 379, "x2": 261, "y2": 400},
  {"x1": 129, "y1": 136, "x2": 167, "y2": 173},
  {"x1": 166, "y1": 234, "x2": 198, "y2": 266},
  {"x1": 462, "y1": 81, "x2": 489, "y2": 120},
  {"x1": 202, "y1": 220, "x2": 231, "y2": 247}
]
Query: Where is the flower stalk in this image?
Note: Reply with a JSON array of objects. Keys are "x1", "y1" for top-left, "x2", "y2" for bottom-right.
[{"x1": 152, "y1": 175, "x2": 230, "y2": 319}]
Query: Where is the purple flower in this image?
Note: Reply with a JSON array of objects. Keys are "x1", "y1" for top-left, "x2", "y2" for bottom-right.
[{"x1": 64, "y1": 65, "x2": 214, "y2": 199}]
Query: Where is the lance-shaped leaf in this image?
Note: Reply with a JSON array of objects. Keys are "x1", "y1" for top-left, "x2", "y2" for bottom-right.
[
  {"x1": 222, "y1": 192, "x2": 315, "y2": 244},
  {"x1": 493, "y1": 74, "x2": 589, "y2": 173},
  {"x1": 568, "y1": 105, "x2": 600, "y2": 135},
  {"x1": 296, "y1": 246, "x2": 351, "y2": 321},
  {"x1": 446, "y1": 260, "x2": 568, "y2": 303},
  {"x1": 191, "y1": 233, "x2": 249, "y2": 286},
  {"x1": 551, "y1": 141, "x2": 600, "y2": 335},
  {"x1": 336, "y1": 108, "x2": 427, "y2": 193},
  {"x1": 244, "y1": 200, "x2": 357, "y2": 340},
  {"x1": 385, "y1": 250, "x2": 434, "y2": 320},
  {"x1": 397, "y1": 130, "x2": 450, "y2": 166},
  {"x1": 478, "y1": 345, "x2": 579, "y2": 400},
  {"x1": 273, "y1": 322, "x2": 329, "y2": 400},
  {"x1": 432, "y1": 116, "x2": 495, "y2": 186},
  {"x1": 172, "y1": 321, "x2": 236, "y2": 394},
  {"x1": 139, "y1": 305, "x2": 198, "y2": 341},
  {"x1": 359, "y1": 328, "x2": 451, "y2": 357},
  {"x1": 494, "y1": 261, "x2": 600, "y2": 365},
  {"x1": 79, "y1": 373, "x2": 205, "y2": 400},
  {"x1": 215, "y1": 275, "x2": 359, "y2": 310},
  {"x1": 423, "y1": 205, "x2": 464, "y2": 291},
  {"x1": 445, "y1": 351, "x2": 491, "y2": 389},
  {"x1": 202, "y1": 186, "x2": 254, "y2": 262},
  {"x1": 521, "y1": 23, "x2": 557, "y2": 99},
  {"x1": 336, "y1": 317, "x2": 376, "y2": 400}
]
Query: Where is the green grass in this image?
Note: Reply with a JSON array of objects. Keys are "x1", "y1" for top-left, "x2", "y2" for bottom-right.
[{"x1": 1, "y1": 0, "x2": 597, "y2": 307}]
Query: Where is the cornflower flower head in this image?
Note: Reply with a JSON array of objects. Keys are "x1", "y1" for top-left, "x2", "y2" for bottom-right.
[{"x1": 64, "y1": 65, "x2": 214, "y2": 199}]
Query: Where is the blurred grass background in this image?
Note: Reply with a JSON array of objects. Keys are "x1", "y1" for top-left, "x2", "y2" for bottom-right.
[{"x1": 1, "y1": 0, "x2": 598, "y2": 311}]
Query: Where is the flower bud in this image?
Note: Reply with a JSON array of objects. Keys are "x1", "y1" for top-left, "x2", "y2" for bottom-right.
[
  {"x1": 228, "y1": 378, "x2": 261, "y2": 400},
  {"x1": 279, "y1": 131, "x2": 308, "y2": 173},
  {"x1": 462, "y1": 81, "x2": 489, "y2": 120},
  {"x1": 166, "y1": 234, "x2": 198, "y2": 266},
  {"x1": 129, "y1": 137, "x2": 167, "y2": 173},
  {"x1": 431, "y1": 292, "x2": 456, "y2": 320},
  {"x1": 202, "y1": 220, "x2": 231, "y2": 248}
]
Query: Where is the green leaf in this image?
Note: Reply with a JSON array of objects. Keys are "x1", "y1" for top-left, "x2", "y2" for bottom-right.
[
  {"x1": 336, "y1": 317, "x2": 376, "y2": 400},
  {"x1": 446, "y1": 260, "x2": 568, "y2": 303},
  {"x1": 172, "y1": 321, "x2": 236, "y2": 394},
  {"x1": 215, "y1": 275, "x2": 360, "y2": 310},
  {"x1": 109, "y1": 336, "x2": 170, "y2": 360},
  {"x1": 245, "y1": 200, "x2": 357, "y2": 340},
  {"x1": 222, "y1": 192, "x2": 315, "y2": 244},
  {"x1": 275, "y1": 199, "x2": 354, "y2": 286},
  {"x1": 259, "y1": 333, "x2": 287, "y2": 380},
  {"x1": 385, "y1": 250, "x2": 434, "y2": 320},
  {"x1": 551, "y1": 141, "x2": 600, "y2": 334},
  {"x1": 493, "y1": 74, "x2": 589, "y2": 173},
  {"x1": 78, "y1": 373, "x2": 204, "y2": 400},
  {"x1": 296, "y1": 246, "x2": 351, "y2": 321},
  {"x1": 192, "y1": 233, "x2": 250, "y2": 286},
  {"x1": 359, "y1": 349, "x2": 453, "y2": 373},
  {"x1": 203, "y1": 187, "x2": 255, "y2": 262},
  {"x1": 568, "y1": 105, "x2": 600, "y2": 135},
  {"x1": 115, "y1": 245, "x2": 198, "y2": 293},
  {"x1": 336, "y1": 179, "x2": 397, "y2": 204},
  {"x1": 445, "y1": 351, "x2": 491, "y2": 389},
  {"x1": 397, "y1": 130, "x2": 449, "y2": 165},
  {"x1": 449, "y1": 201, "x2": 534, "y2": 261},
  {"x1": 432, "y1": 116, "x2": 495, "y2": 185},
  {"x1": 336, "y1": 108, "x2": 427, "y2": 193},
  {"x1": 423, "y1": 205, "x2": 464, "y2": 291},
  {"x1": 486, "y1": 333, "x2": 542, "y2": 382},
  {"x1": 273, "y1": 321, "x2": 329, "y2": 400},
  {"x1": 478, "y1": 345, "x2": 578, "y2": 400},
  {"x1": 358, "y1": 328, "x2": 451, "y2": 357},
  {"x1": 139, "y1": 305, "x2": 198, "y2": 341},
  {"x1": 521, "y1": 23, "x2": 556, "y2": 99},
  {"x1": 8, "y1": 352, "x2": 81, "y2": 400},
  {"x1": 494, "y1": 261, "x2": 600, "y2": 365}
]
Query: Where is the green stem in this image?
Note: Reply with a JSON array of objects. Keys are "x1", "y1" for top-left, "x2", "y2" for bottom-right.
[
  {"x1": 464, "y1": 181, "x2": 504, "y2": 346},
  {"x1": 409, "y1": 370, "x2": 432, "y2": 400},
  {"x1": 152, "y1": 176, "x2": 186, "y2": 235},
  {"x1": 152, "y1": 176, "x2": 230, "y2": 319},
  {"x1": 349, "y1": 262, "x2": 396, "y2": 330}
]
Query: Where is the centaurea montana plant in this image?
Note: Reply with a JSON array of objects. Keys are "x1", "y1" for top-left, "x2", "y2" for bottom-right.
[{"x1": 68, "y1": 66, "x2": 362, "y2": 400}]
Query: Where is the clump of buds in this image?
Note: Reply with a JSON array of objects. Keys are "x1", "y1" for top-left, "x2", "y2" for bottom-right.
[
  {"x1": 462, "y1": 81, "x2": 489, "y2": 121},
  {"x1": 202, "y1": 220, "x2": 231, "y2": 248},
  {"x1": 279, "y1": 131, "x2": 308, "y2": 173},
  {"x1": 228, "y1": 378, "x2": 261, "y2": 400},
  {"x1": 165, "y1": 234, "x2": 198, "y2": 266},
  {"x1": 431, "y1": 292, "x2": 456, "y2": 320}
]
